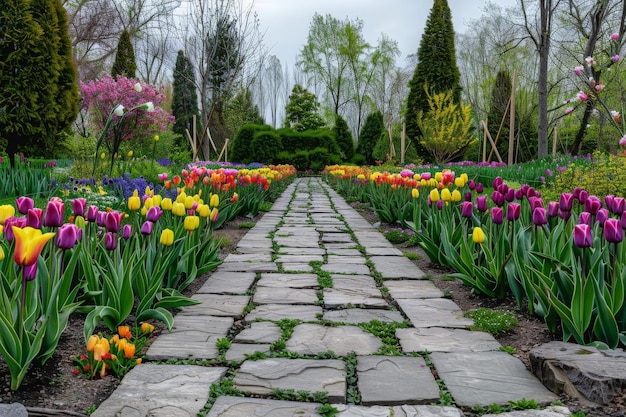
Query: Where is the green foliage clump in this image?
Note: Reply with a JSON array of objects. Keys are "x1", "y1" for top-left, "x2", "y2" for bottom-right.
[
  {"x1": 357, "y1": 111, "x2": 385, "y2": 164},
  {"x1": 284, "y1": 84, "x2": 325, "y2": 131},
  {"x1": 250, "y1": 130, "x2": 282, "y2": 164},
  {"x1": 465, "y1": 308, "x2": 518, "y2": 335},
  {"x1": 383, "y1": 228, "x2": 414, "y2": 244},
  {"x1": 549, "y1": 152, "x2": 626, "y2": 198},
  {"x1": 332, "y1": 114, "x2": 354, "y2": 161},
  {"x1": 231, "y1": 124, "x2": 272, "y2": 164},
  {"x1": 111, "y1": 29, "x2": 137, "y2": 79},
  {"x1": 172, "y1": 50, "x2": 200, "y2": 147}
]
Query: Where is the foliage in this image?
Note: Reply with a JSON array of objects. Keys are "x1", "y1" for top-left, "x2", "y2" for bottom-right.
[
  {"x1": 405, "y1": 0, "x2": 461, "y2": 161},
  {"x1": 417, "y1": 89, "x2": 477, "y2": 164},
  {"x1": 465, "y1": 308, "x2": 518, "y2": 335},
  {"x1": 332, "y1": 114, "x2": 354, "y2": 161},
  {"x1": 357, "y1": 111, "x2": 385, "y2": 164},
  {"x1": 550, "y1": 152, "x2": 626, "y2": 199},
  {"x1": 171, "y1": 50, "x2": 200, "y2": 147},
  {"x1": 384, "y1": 228, "x2": 414, "y2": 244},
  {"x1": 487, "y1": 70, "x2": 513, "y2": 160},
  {"x1": 284, "y1": 84, "x2": 326, "y2": 131},
  {"x1": 111, "y1": 29, "x2": 136, "y2": 79},
  {"x1": 250, "y1": 130, "x2": 282, "y2": 164},
  {"x1": 224, "y1": 88, "x2": 264, "y2": 139},
  {"x1": 230, "y1": 124, "x2": 272, "y2": 164}
]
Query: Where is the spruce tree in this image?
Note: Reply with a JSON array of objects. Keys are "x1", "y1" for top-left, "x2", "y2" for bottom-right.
[
  {"x1": 357, "y1": 111, "x2": 385, "y2": 165},
  {"x1": 332, "y1": 114, "x2": 354, "y2": 161},
  {"x1": 172, "y1": 50, "x2": 200, "y2": 146},
  {"x1": 111, "y1": 29, "x2": 137, "y2": 79},
  {"x1": 405, "y1": 0, "x2": 461, "y2": 161}
]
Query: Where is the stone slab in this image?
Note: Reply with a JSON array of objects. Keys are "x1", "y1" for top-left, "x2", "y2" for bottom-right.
[
  {"x1": 326, "y1": 255, "x2": 367, "y2": 264},
  {"x1": 253, "y1": 286, "x2": 318, "y2": 305},
  {"x1": 233, "y1": 358, "x2": 346, "y2": 402},
  {"x1": 277, "y1": 247, "x2": 326, "y2": 255},
  {"x1": 282, "y1": 263, "x2": 315, "y2": 272},
  {"x1": 323, "y1": 288, "x2": 387, "y2": 308},
  {"x1": 369, "y1": 256, "x2": 425, "y2": 279},
  {"x1": 529, "y1": 341, "x2": 626, "y2": 405},
  {"x1": 325, "y1": 248, "x2": 362, "y2": 256},
  {"x1": 384, "y1": 280, "x2": 444, "y2": 299},
  {"x1": 321, "y1": 263, "x2": 371, "y2": 275},
  {"x1": 286, "y1": 323, "x2": 382, "y2": 356},
  {"x1": 223, "y1": 253, "x2": 272, "y2": 263},
  {"x1": 275, "y1": 254, "x2": 324, "y2": 264},
  {"x1": 274, "y1": 238, "x2": 320, "y2": 248},
  {"x1": 365, "y1": 247, "x2": 405, "y2": 256},
  {"x1": 225, "y1": 343, "x2": 272, "y2": 362},
  {"x1": 323, "y1": 308, "x2": 405, "y2": 324},
  {"x1": 196, "y1": 272, "x2": 257, "y2": 294},
  {"x1": 92, "y1": 364, "x2": 227, "y2": 417},
  {"x1": 397, "y1": 298, "x2": 473, "y2": 329},
  {"x1": 430, "y1": 351, "x2": 559, "y2": 407},
  {"x1": 397, "y1": 327, "x2": 501, "y2": 353},
  {"x1": 332, "y1": 404, "x2": 464, "y2": 417},
  {"x1": 0, "y1": 404, "x2": 27, "y2": 417},
  {"x1": 483, "y1": 407, "x2": 572, "y2": 417},
  {"x1": 217, "y1": 262, "x2": 278, "y2": 273},
  {"x1": 207, "y1": 396, "x2": 322, "y2": 416},
  {"x1": 256, "y1": 273, "x2": 319, "y2": 288},
  {"x1": 357, "y1": 356, "x2": 440, "y2": 405},
  {"x1": 234, "y1": 321, "x2": 281, "y2": 344},
  {"x1": 181, "y1": 294, "x2": 250, "y2": 317},
  {"x1": 245, "y1": 304, "x2": 323, "y2": 322}
]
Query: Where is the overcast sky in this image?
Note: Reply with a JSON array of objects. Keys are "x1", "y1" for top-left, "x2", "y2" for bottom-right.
[{"x1": 252, "y1": 0, "x2": 518, "y2": 69}]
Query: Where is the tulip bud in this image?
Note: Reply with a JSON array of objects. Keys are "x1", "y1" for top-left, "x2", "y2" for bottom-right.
[
  {"x1": 604, "y1": 218, "x2": 623, "y2": 243},
  {"x1": 184, "y1": 215, "x2": 200, "y2": 231},
  {"x1": 16, "y1": 197, "x2": 34, "y2": 215},
  {"x1": 472, "y1": 227, "x2": 486, "y2": 244},
  {"x1": 411, "y1": 188, "x2": 419, "y2": 199},
  {"x1": 172, "y1": 202, "x2": 186, "y2": 217},
  {"x1": 57, "y1": 224, "x2": 79, "y2": 250},
  {"x1": 43, "y1": 199, "x2": 64, "y2": 228},
  {"x1": 160, "y1": 229, "x2": 174, "y2": 246},
  {"x1": 210, "y1": 193, "x2": 220, "y2": 208},
  {"x1": 491, "y1": 207, "x2": 503, "y2": 225},
  {"x1": 461, "y1": 201, "x2": 473, "y2": 218},
  {"x1": 578, "y1": 211, "x2": 592, "y2": 226},
  {"x1": 476, "y1": 196, "x2": 487, "y2": 212},
  {"x1": 105, "y1": 232, "x2": 117, "y2": 250},
  {"x1": 573, "y1": 224, "x2": 592, "y2": 248},
  {"x1": 596, "y1": 208, "x2": 609, "y2": 226},
  {"x1": 0, "y1": 205, "x2": 16, "y2": 225},
  {"x1": 71, "y1": 198, "x2": 87, "y2": 217},
  {"x1": 122, "y1": 224, "x2": 132, "y2": 239},
  {"x1": 27, "y1": 208, "x2": 43, "y2": 229},
  {"x1": 140, "y1": 221, "x2": 153, "y2": 235},
  {"x1": 507, "y1": 203, "x2": 521, "y2": 221},
  {"x1": 429, "y1": 189, "x2": 440, "y2": 203},
  {"x1": 547, "y1": 202, "x2": 559, "y2": 218},
  {"x1": 146, "y1": 206, "x2": 163, "y2": 223},
  {"x1": 532, "y1": 207, "x2": 548, "y2": 226}
]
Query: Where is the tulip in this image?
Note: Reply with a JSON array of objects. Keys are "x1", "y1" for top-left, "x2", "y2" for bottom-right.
[
  {"x1": 507, "y1": 203, "x2": 521, "y2": 221},
  {"x1": 558, "y1": 209, "x2": 572, "y2": 221},
  {"x1": 596, "y1": 208, "x2": 609, "y2": 225},
  {"x1": 547, "y1": 202, "x2": 559, "y2": 218},
  {"x1": 210, "y1": 193, "x2": 220, "y2": 208},
  {"x1": 146, "y1": 206, "x2": 163, "y2": 223},
  {"x1": 183, "y1": 195, "x2": 195, "y2": 210},
  {"x1": 577, "y1": 189, "x2": 588, "y2": 205},
  {"x1": 573, "y1": 224, "x2": 592, "y2": 248},
  {"x1": 27, "y1": 208, "x2": 43, "y2": 229},
  {"x1": 140, "y1": 221, "x2": 153, "y2": 235},
  {"x1": 579, "y1": 211, "x2": 592, "y2": 226},
  {"x1": 16, "y1": 197, "x2": 34, "y2": 215},
  {"x1": 441, "y1": 188, "x2": 452, "y2": 202},
  {"x1": 87, "y1": 335, "x2": 99, "y2": 352},
  {"x1": 105, "y1": 211, "x2": 123, "y2": 233},
  {"x1": 492, "y1": 177, "x2": 503, "y2": 188},
  {"x1": 429, "y1": 188, "x2": 440, "y2": 202},
  {"x1": 451, "y1": 189, "x2": 462, "y2": 202},
  {"x1": 0, "y1": 246, "x2": 4, "y2": 262},
  {"x1": 158, "y1": 173, "x2": 168, "y2": 181},
  {"x1": 584, "y1": 196, "x2": 601, "y2": 215},
  {"x1": 605, "y1": 195, "x2": 615, "y2": 212},
  {"x1": 141, "y1": 322, "x2": 155, "y2": 334},
  {"x1": 127, "y1": 191, "x2": 141, "y2": 211},
  {"x1": 504, "y1": 188, "x2": 515, "y2": 202},
  {"x1": 461, "y1": 201, "x2": 473, "y2": 218},
  {"x1": 123, "y1": 342, "x2": 136, "y2": 359},
  {"x1": 436, "y1": 200, "x2": 444, "y2": 210},
  {"x1": 491, "y1": 191, "x2": 504, "y2": 207},
  {"x1": 532, "y1": 207, "x2": 548, "y2": 226},
  {"x1": 472, "y1": 227, "x2": 486, "y2": 244},
  {"x1": 113, "y1": 104, "x2": 124, "y2": 116},
  {"x1": 210, "y1": 207, "x2": 219, "y2": 222},
  {"x1": 184, "y1": 215, "x2": 200, "y2": 231},
  {"x1": 411, "y1": 188, "x2": 419, "y2": 199},
  {"x1": 197, "y1": 204, "x2": 210, "y2": 218},
  {"x1": 604, "y1": 218, "x2": 623, "y2": 243},
  {"x1": 43, "y1": 198, "x2": 64, "y2": 228},
  {"x1": 491, "y1": 207, "x2": 503, "y2": 224},
  {"x1": 57, "y1": 223, "x2": 79, "y2": 250},
  {"x1": 0, "y1": 205, "x2": 16, "y2": 225},
  {"x1": 230, "y1": 192, "x2": 239, "y2": 203},
  {"x1": 160, "y1": 229, "x2": 174, "y2": 246},
  {"x1": 118, "y1": 326, "x2": 132, "y2": 339},
  {"x1": 3, "y1": 217, "x2": 26, "y2": 242},
  {"x1": 172, "y1": 202, "x2": 186, "y2": 217},
  {"x1": 105, "y1": 232, "x2": 117, "y2": 250},
  {"x1": 621, "y1": 211, "x2": 626, "y2": 230},
  {"x1": 122, "y1": 224, "x2": 132, "y2": 239},
  {"x1": 476, "y1": 196, "x2": 488, "y2": 212},
  {"x1": 71, "y1": 198, "x2": 87, "y2": 217},
  {"x1": 612, "y1": 197, "x2": 625, "y2": 214},
  {"x1": 12, "y1": 226, "x2": 56, "y2": 267},
  {"x1": 161, "y1": 198, "x2": 173, "y2": 211}
]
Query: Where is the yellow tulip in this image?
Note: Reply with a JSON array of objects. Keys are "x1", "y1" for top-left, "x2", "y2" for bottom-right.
[
  {"x1": 161, "y1": 198, "x2": 173, "y2": 211},
  {"x1": 209, "y1": 193, "x2": 220, "y2": 208},
  {"x1": 176, "y1": 192, "x2": 186, "y2": 204},
  {"x1": 0, "y1": 245, "x2": 4, "y2": 262},
  {"x1": 472, "y1": 227, "x2": 486, "y2": 244},
  {"x1": 141, "y1": 322, "x2": 155, "y2": 334},
  {"x1": 0, "y1": 205, "x2": 15, "y2": 225},
  {"x1": 183, "y1": 195, "x2": 195, "y2": 210},
  {"x1": 144, "y1": 198, "x2": 154, "y2": 209},
  {"x1": 172, "y1": 202, "x2": 186, "y2": 217},
  {"x1": 127, "y1": 195, "x2": 141, "y2": 211},
  {"x1": 184, "y1": 215, "x2": 200, "y2": 231},
  {"x1": 441, "y1": 188, "x2": 451, "y2": 202},
  {"x1": 86, "y1": 335, "x2": 99, "y2": 352},
  {"x1": 154, "y1": 134, "x2": 160, "y2": 142},
  {"x1": 127, "y1": 150, "x2": 133, "y2": 158},
  {"x1": 12, "y1": 226, "x2": 56, "y2": 267},
  {"x1": 454, "y1": 177, "x2": 465, "y2": 188},
  {"x1": 411, "y1": 188, "x2": 419, "y2": 199},
  {"x1": 100, "y1": 152, "x2": 106, "y2": 160},
  {"x1": 197, "y1": 204, "x2": 210, "y2": 218},
  {"x1": 152, "y1": 195, "x2": 162, "y2": 207},
  {"x1": 451, "y1": 189, "x2": 462, "y2": 202},
  {"x1": 435, "y1": 172, "x2": 443, "y2": 182},
  {"x1": 429, "y1": 188, "x2": 440, "y2": 202},
  {"x1": 160, "y1": 229, "x2": 174, "y2": 246}
]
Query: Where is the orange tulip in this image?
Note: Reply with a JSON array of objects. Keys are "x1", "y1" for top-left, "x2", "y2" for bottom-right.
[
  {"x1": 123, "y1": 343, "x2": 136, "y2": 359},
  {"x1": 118, "y1": 325, "x2": 132, "y2": 339},
  {"x1": 12, "y1": 226, "x2": 55, "y2": 267},
  {"x1": 141, "y1": 322, "x2": 155, "y2": 334}
]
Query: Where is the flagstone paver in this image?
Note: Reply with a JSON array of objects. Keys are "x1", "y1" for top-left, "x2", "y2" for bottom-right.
[
  {"x1": 233, "y1": 358, "x2": 346, "y2": 402},
  {"x1": 95, "y1": 177, "x2": 571, "y2": 417}
]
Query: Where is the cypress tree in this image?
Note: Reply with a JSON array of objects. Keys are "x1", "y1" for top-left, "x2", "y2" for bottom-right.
[
  {"x1": 357, "y1": 111, "x2": 385, "y2": 165},
  {"x1": 332, "y1": 114, "x2": 354, "y2": 161},
  {"x1": 111, "y1": 29, "x2": 137, "y2": 79},
  {"x1": 405, "y1": 0, "x2": 461, "y2": 161},
  {"x1": 172, "y1": 50, "x2": 200, "y2": 147}
]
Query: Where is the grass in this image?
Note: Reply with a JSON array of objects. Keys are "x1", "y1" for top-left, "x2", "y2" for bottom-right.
[
  {"x1": 238, "y1": 222, "x2": 256, "y2": 229},
  {"x1": 465, "y1": 308, "x2": 518, "y2": 335},
  {"x1": 403, "y1": 251, "x2": 421, "y2": 261}
]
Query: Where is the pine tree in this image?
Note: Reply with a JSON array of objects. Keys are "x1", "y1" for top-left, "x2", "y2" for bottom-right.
[
  {"x1": 111, "y1": 29, "x2": 137, "y2": 79},
  {"x1": 284, "y1": 84, "x2": 325, "y2": 131},
  {"x1": 405, "y1": 0, "x2": 461, "y2": 161},
  {"x1": 332, "y1": 114, "x2": 354, "y2": 161},
  {"x1": 357, "y1": 111, "x2": 385, "y2": 165},
  {"x1": 172, "y1": 50, "x2": 200, "y2": 146}
]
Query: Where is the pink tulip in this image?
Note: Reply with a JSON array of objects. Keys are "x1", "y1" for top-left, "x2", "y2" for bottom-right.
[
  {"x1": 27, "y1": 208, "x2": 43, "y2": 229},
  {"x1": 573, "y1": 224, "x2": 592, "y2": 248},
  {"x1": 604, "y1": 218, "x2": 623, "y2": 243},
  {"x1": 105, "y1": 232, "x2": 117, "y2": 250},
  {"x1": 71, "y1": 198, "x2": 87, "y2": 217}
]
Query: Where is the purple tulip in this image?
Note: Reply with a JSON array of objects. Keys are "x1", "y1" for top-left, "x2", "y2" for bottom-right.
[
  {"x1": 71, "y1": 198, "x2": 87, "y2": 217},
  {"x1": 43, "y1": 198, "x2": 64, "y2": 228},
  {"x1": 87, "y1": 205, "x2": 99, "y2": 222},
  {"x1": 532, "y1": 207, "x2": 548, "y2": 226},
  {"x1": 621, "y1": 211, "x2": 626, "y2": 230},
  {"x1": 559, "y1": 193, "x2": 574, "y2": 212},
  {"x1": 573, "y1": 224, "x2": 592, "y2": 248},
  {"x1": 122, "y1": 224, "x2": 132, "y2": 239},
  {"x1": 436, "y1": 200, "x2": 443, "y2": 210},
  {"x1": 612, "y1": 197, "x2": 625, "y2": 214},
  {"x1": 579, "y1": 211, "x2": 592, "y2": 226},
  {"x1": 464, "y1": 191, "x2": 472, "y2": 202},
  {"x1": 529, "y1": 197, "x2": 544, "y2": 211},
  {"x1": 491, "y1": 207, "x2": 504, "y2": 224},
  {"x1": 558, "y1": 209, "x2": 572, "y2": 221},
  {"x1": 105, "y1": 232, "x2": 117, "y2": 250},
  {"x1": 27, "y1": 208, "x2": 43, "y2": 229},
  {"x1": 477, "y1": 195, "x2": 488, "y2": 212},
  {"x1": 605, "y1": 195, "x2": 615, "y2": 211},
  {"x1": 146, "y1": 206, "x2": 163, "y2": 223},
  {"x1": 493, "y1": 176, "x2": 503, "y2": 189},
  {"x1": 4, "y1": 217, "x2": 27, "y2": 242},
  {"x1": 140, "y1": 221, "x2": 153, "y2": 235},
  {"x1": 547, "y1": 202, "x2": 559, "y2": 217},
  {"x1": 507, "y1": 203, "x2": 521, "y2": 221},
  {"x1": 475, "y1": 183, "x2": 484, "y2": 194},
  {"x1": 578, "y1": 189, "x2": 589, "y2": 205},
  {"x1": 24, "y1": 264, "x2": 38, "y2": 281},
  {"x1": 105, "y1": 211, "x2": 123, "y2": 233},
  {"x1": 585, "y1": 196, "x2": 602, "y2": 215},
  {"x1": 468, "y1": 179, "x2": 476, "y2": 190},
  {"x1": 461, "y1": 201, "x2": 473, "y2": 218},
  {"x1": 604, "y1": 218, "x2": 623, "y2": 243},
  {"x1": 520, "y1": 184, "x2": 531, "y2": 197},
  {"x1": 57, "y1": 224, "x2": 79, "y2": 250},
  {"x1": 491, "y1": 191, "x2": 505, "y2": 207},
  {"x1": 16, "y1": 196, "x2": 34, "y2": 215},
  {"x1": 514, "y1": 188, "x2": 524, "y2": 200},
  {"x1": 596, "y1": 208, "x2": 609, "y2": 226},
  {"x1": 572, "y1": 187, "x2": 581, "y2": 200},
  {"x1": 498, "y1": 183, "x2": 509, "y2": 195},
  {"x1": 505, "y1": 188, "x2": 515, "y2": 202}
]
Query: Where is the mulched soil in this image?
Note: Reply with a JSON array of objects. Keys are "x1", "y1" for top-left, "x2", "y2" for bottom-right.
[{"x1": 1, "y1": 206, "x2": 624, "y2": 417}]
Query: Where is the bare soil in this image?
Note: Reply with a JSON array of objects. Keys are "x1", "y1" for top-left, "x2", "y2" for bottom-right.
[{"x1": 1, "y1": 205, "x2": 624, "y2": 416}]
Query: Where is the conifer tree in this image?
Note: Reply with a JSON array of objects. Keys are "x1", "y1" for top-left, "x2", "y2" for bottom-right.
[
  {"x1": 111, "y1": 29, "x2": 137, "y2": 79},
  {"x1": 487, "y1": 70, "x2": 513, "y2": 161},
  {"x1": 357, "y1": 111, "x2": 385, "y2": 165},
  {"x1": 332, "y1": 114, "x2": 354, "y2": 161},
  {"x1": 405, "y1": 0, "x2": 461, "y2": 161},
  {"x1": 284, "y1": 84, "x2": 325, "y2": 131},
  {"x1": 172, "y1": 50, "x2": 200, "y2": 146}
]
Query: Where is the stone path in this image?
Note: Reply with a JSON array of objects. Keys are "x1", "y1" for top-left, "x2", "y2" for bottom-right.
[{"x1": 92, "y1": 177, "x2": 563, "y2": 417}]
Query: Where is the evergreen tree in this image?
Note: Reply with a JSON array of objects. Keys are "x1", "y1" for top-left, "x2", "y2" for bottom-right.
[
  {"x1": 284, "y1": 84, "x2": 325, "y2": 131},
  {"x1": 357, "y1": 111, "x2": 385, "y2": 165},
  {"x1": 0, "y1": 0, "x2": 79, "y2": 167},
  {"x1": 225, "y1": 88, "x2": 264, "y2": 139},
  {"x1": 486, "y1": 70, "x2": 513, "y2": 161},
  {"x1": 172, "y1": 50, "x2": 200, "y2": 147},
  {"x1": 332, "y1": 114, "x2": 354, "y2": 161},
  {"x1": 111, "y1": 29, "x2": 137, "y2": 79},
  {"x1": 405, "y1": 0, "x2": 461, "y2": 161}
]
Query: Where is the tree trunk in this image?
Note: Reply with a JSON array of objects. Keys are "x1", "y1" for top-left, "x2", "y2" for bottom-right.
[{"x1": 570, "y1": 100, "x2": 594, "y2": 155}]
